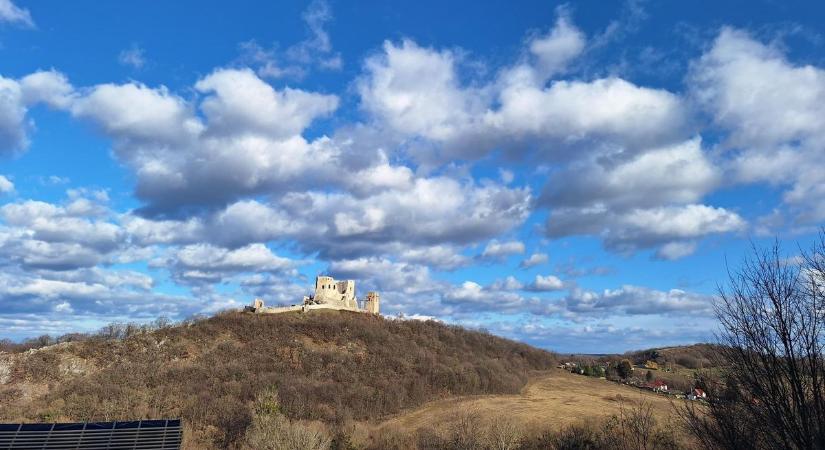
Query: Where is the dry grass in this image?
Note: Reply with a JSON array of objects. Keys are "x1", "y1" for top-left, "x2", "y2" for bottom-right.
[{"x1": 362, "y1": 368, "x2": 679, "y2": 440}]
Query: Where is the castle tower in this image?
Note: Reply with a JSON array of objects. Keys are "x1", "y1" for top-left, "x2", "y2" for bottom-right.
[
  {"x1": 364, "y1": 291, "x2": 380, "y2": 315},
  {"x1": 313, "y1": 275, "x2": 357, "y2": 309}
]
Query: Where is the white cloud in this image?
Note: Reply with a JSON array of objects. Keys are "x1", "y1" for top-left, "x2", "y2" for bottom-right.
[
  {"x1": 542, "y1": 138, "x2": 739, "y2": 258},
  {"x1": 397, "y1": 245, "x2": 469, "y2": 270},
  {"x1": 239, "y1": 0, "x2": 342, "y2": 79},
  {"x1": 547, "y1": 204, "x2": 745, "y2": 256},
  {"x1": 692, "y1": 27, "x2": 825, "y2": 225},
  {"x1": 0, "y1": 195, "x2": 125, "y2": 271},
  {"x1": 528, "y1": 274, "x2": 564, "y2": 291},
  {"x1": 358, "y1": 39, "x2": 487, "y2": 143},
  {"x1": 542, "y1": 138, "x2": 719, "y2": 210},
  {"x1": 489, "y1": 74, "x2": 686, "y2": 151},
  {"x1": 356, "y1": 15, "x2": 687, "y2": 166},
  {"x1": 0, "y1": 175, "x2": 13, "y2": 194},
  {"x1": 20, "y1": 71, "x2": 74, "y2": 109},
  {"x1": 558, "y1": 285, "x2": 713, "y2": 317},
  {"x1": 288, "y1": 0, "x2": 342, "y2": 70},
  {"x1": 520, "y1": 252, "x2": 548, "y2": 269},
  {"x1": 0, "y1": 75, "x2": 28, "y2": 155},
  {"x1": 118, "y1": 45, "x2": 146, "y2": 69},
  {"x1": 442, "y1": 281, "x2": 526, "y2": 311},
  {"x1": 528, "y1": 9, "x2": 586, "y2": 79},
  {"x1": 194, "y1": 68, "x2": 338, "y2": 138},
  {"x1": 328, "y1": 257, "x2": 438, "y2": 295},
  {"x1": 481, "y1": 239, "x2": 525, "y2": 259},
  {"x1": 0, "y1": 0, "x2": 33, "y2": 27},
  {"x1": 168, "y1": 243, "x2": 293, "y2": 285},
  {"x1": 655, "y1": 241, "x2": 698, "y2": 261},
  {"x1": 490, "y1": 276, "x2": 524, "y2": 291},
  {"x1": 69, "y1": 69, "x2": 340, "y2": 213}
]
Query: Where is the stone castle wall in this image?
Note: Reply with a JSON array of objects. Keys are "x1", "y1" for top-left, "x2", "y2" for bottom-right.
[{"x1": 248, "y1": 275, "x2": 379, "y2": 316}]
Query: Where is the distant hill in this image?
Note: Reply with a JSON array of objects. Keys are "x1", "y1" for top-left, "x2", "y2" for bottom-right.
[
  {"x1": 623, "y1": 343, "x2": 721, "y2": 370},
  {"x1": 0, "y1": 310, "x2": 557, "y2": 449}
]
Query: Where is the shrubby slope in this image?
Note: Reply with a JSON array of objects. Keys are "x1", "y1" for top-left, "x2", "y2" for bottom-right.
[{"x1": 0, "y1": 310, "x2": 556, "y2": 448}]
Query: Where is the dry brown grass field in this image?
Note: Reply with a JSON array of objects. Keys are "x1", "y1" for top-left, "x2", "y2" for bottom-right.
[{"x1": 360, "y1": 368, "x2": 680, "y2": 440}]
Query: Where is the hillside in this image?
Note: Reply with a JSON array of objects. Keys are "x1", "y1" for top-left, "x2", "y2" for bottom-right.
[
  {"x1": 624, "y1": 344, "x2": 721, "y2": 370},
  {"x1": 0, "y1": 310, "x2": 557, "y2": 449},
  {"x1": 365, "y1": 368, "x2": 678, "y2": 436}
]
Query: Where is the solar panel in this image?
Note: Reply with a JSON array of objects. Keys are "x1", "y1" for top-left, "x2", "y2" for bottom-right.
[{"x1": 0, "y1": 419, "x2": 182, "y2": 449}]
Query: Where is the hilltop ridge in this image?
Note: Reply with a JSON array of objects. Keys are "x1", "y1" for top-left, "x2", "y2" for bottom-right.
[{"x1": 0, "y1": 310, "x2": 556, "y2": 449}]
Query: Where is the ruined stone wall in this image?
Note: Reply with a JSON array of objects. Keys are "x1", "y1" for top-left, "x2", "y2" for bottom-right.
[
  {"x1": 313, "y1": 276, "x2": 356, "y2": 308},
  {"x1": 248, "y1": 275, "x2": 379, "y2": 316}
]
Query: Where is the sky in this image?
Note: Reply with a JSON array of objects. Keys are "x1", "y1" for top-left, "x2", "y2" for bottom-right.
[{"x1": 1, "y1": 0, "x2": 824, "y2": 353}]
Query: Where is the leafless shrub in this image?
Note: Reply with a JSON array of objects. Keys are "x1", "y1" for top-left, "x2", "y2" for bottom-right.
[
  {"x1": 243, "y1": 387, "x2": 331, "y2": 450},
  {"x1": 244, "y1": 414, "x2": 331, "y2": 450},
  {"x1": 486, "y1": 415, "x2": 524, "y2": 450}
]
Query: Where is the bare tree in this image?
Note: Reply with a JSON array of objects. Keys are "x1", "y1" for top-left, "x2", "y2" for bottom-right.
[{"x1": 682, "y1": 235, "x2": 825, "y2": 449}]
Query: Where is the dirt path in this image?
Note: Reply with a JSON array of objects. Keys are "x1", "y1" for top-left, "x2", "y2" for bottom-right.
[{"x1": 367, "y1": 369, "x2": 678, "y2": 436}]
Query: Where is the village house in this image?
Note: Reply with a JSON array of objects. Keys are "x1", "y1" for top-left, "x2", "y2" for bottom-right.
[
  {"x1": 647, "y1": 379, "x2": 668, "y2": 393},
  {"x1": 687, "y1": 388, "x2": 707, "y2": 400}
]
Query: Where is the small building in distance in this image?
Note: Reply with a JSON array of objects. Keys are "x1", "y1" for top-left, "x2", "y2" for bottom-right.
[{"x1": 247, "y1": 275, "x2": 380, "y2": 315}]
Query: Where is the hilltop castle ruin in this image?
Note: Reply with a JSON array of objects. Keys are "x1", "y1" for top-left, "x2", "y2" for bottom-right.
[{"x1": 247, "y1": 275, "x2": 380, "y2": 315}]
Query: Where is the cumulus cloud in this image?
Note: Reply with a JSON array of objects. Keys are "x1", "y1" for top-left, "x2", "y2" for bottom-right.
[
  {"x1": 541, "y1": 138, "x2": 741, "y2": 257},
  {"x1": 542, "y1": 138, "x2": 719, "y2": 210},
  {"x1": 481, "y1": 239, "x2": 525, "y2": 259},
  {"x1": 490, "y1": 276, "x2": 524, "y2": 291},
  {"x1": 527, "y1": 274, "x2": 565, "y2": 291},
  {"x1": 0, "y1": 175, "x2": 13, "y2": 194},
  {"x1": 0, "y1": 0, "x2": 33, "y2": 27},
  {"x1": 70, "y1": 68, "x2": 339, "y2": 214},
  {"x1": 328, "y1": 257, "x2": 439, "y2": 295},
  {"x1": 0, "y1": 70, "x2": 74, "y2": 156},
  {"x1": 357, "y1": 25, "x2": 686, "y2": 164},
  {"x1": 0, "y1": 75, "x2": 29, "y2": 155},
  {"x1": 442, "y1": 281, "x2": 526, "y2": 312},
  {"x1": 165, "y1": 243, "x2": 293, "y2": 285},
  {"x1": 358, "y1": 39, "x2": 488, "y2": 144},
  {"x1": 0, "y1": 195, "x2": 124, "y2": 271},
  {"x1": 520, "y1": 252, "x2": 548, "y2": 269},
  {"x1": 528, "y1": 9, "x2": 586, "y2": 79},
  {"x1": 557, "y1": 285, "x2": 713, "y2": 317},
  {"x1": 547, "y1": 204, "x2": 745, "y2": 256},
  {"x1": 279, "y1": 178, "x2": 531, "y2": 259},
  {"x1": 692, "y1": 27, "x2": 825, "y2": 225}
]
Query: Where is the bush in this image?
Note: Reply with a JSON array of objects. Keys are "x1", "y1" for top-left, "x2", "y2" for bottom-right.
[
  {"x1": 617, "y1": 360, "x2": 633, "y2": 379},
  {"x1": 244, "y1": 414, "x2": 331, "y2": 450},
  {"x1": 243, "y1": 387, "x2": 331, "y2": 450},
  {"x1": 4, "y1": 310, "x2": 556, "y2": 449}
]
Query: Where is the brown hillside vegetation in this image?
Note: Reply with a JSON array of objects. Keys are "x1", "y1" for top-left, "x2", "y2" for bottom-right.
[
  {"x1": 0, "y1": 310, "x2": 556, "y2": 449},
  {"x1": 625, "y1": 344, "x2": 720, "y2": 370}
]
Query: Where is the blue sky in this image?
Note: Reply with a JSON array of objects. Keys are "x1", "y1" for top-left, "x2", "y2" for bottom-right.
[{"x1": 1, "y1": 0, "x2": 824, "y2": 352}]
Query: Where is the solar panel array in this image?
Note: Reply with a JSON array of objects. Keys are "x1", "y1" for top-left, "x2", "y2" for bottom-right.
[{"x1": 0, "y1": 419, "x2": 182, "y2": 449}]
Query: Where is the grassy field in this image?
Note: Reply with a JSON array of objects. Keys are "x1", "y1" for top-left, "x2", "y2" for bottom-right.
[{"x1": 360, "y1": 368, "x2": 681, "y2": 441}]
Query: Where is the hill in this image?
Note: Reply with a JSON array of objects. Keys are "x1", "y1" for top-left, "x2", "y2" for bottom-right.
[
  {"x1": 623, "y1": 343, "x2": 720, "y2": 370},
  {"x1": 0, "y1": 310, "x2": 557, "y2": 449}
]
